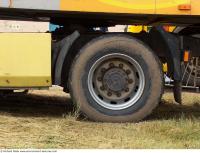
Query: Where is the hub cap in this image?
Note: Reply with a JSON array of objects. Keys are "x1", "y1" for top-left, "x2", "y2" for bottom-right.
[{"x1": 88, "y1": 53, "x2": 145, "y2": 110}]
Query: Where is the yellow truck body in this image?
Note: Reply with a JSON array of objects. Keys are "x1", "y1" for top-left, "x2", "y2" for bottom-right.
[
  {"x1": 0, "y1": 33, "x2": 51, "y2": 88},
  {"x1": 0, "y1": 0, "x2": 199, "y2": 15},
  {"x1": 61, "y1": 0, "x2": 199, "y2": 15},
  {"x1": 127, "y1": 26, "x2": 176, "y2": 33}
]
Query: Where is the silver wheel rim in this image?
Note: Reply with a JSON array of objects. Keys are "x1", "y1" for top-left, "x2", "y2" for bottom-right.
[{"x1": 88, "y1": 53, "x2": 145, "y2": 110}]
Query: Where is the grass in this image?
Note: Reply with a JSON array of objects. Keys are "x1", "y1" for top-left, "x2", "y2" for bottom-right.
[{"x1": 0, "y1": 87, "x2": 199, "y2": 149}]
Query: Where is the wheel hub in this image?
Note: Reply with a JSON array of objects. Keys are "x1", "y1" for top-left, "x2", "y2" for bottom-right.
[
  {"x1": 103, "y1": 68, "x2": 128, "y2": 92},
  {"x1": 95, "y1": 59, "x2": 138, "y2": 101}
]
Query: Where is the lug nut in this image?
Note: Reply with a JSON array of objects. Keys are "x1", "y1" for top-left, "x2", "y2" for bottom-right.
[
  {"x1": 107, "y1": 92, "x2": 112, "y2": 97},
  {"x1": 128, "y1": 79, "x2": 133, "y2": 84},
  {"x1": 119, "y1": 63, "x2": 124, "y2": 68},
  {"x1": 109, "y1": 63, "x2": 115, "y2": 68},
  {"x1": 100, "y1": 86, "x2": 105, "y2": 91},
  {"x1": 126, "y1": 70, "x2": 131, "y2": 75},
  {"x1": 101, "y1": 68, "x2": 106, "y2": 73},
  {"x1": 116, "y1": 92, "x2": 121, "y2": 97},
  {"x1": 125, "y1": 88, "x2": 129, "y2": 92},
  {"x1": 98, "y1": 77, "x2": 102, "y2": 81}
]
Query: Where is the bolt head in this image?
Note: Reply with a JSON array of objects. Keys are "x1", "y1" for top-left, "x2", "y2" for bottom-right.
[
  {"x1": 100, "y1": 86, "x2": 105, "y2": 91},
  {"x1": 116, "y1": 92, "x2": 121, "y2": 97},
  {"x1": 101, "y1": 68, "x2": 106, "y2": 73},
  {"x1": 126, "y1": 70, "x2": 131, "y2": 75},
  {"x1": 119, "y1": 63, "x2": 124, "y2": 68},
  {"x1": 128, "y1": 79, "x2": 133, "y2": 84},
  {"x1": 98, "y1": 77, "x2": 102, "y2": 81},
  {"x1": 125, "y1": 88, "x2": 129, "y2": 92},
  {"x1": 109, "y1": 63, "x2": 115, "y2": 68},
  {"x1": 107, "y1": 92, "x2": 112, "y2": 97}
]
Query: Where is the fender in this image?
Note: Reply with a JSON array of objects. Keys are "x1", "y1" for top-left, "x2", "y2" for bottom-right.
[
  {"x1": 149, "y1": 26, "x2": 182, "y2": 81},
  {"x1": 148, "y1": 26, "x2": 182, "y2": 103},
  {"x1": 52, "y1": 31, "x2": 80, "y2": 85}
]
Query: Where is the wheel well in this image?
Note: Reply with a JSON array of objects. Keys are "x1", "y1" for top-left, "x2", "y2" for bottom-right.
[{"x1": 58, "y1": 30, "x2": 173, "y2": 92}]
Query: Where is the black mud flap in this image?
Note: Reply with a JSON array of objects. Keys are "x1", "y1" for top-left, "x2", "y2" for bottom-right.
[
  {"x1": 173, "y1": 80, "x2": 182, "y2": 104},
  {"x1": 149, "y1": 26, "x2": 182, "y2": 104}
]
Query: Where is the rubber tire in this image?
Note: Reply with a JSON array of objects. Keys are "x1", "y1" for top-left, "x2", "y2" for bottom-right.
[{"x1": 69, "y1": 34, "x2": 163, "y2": 122}]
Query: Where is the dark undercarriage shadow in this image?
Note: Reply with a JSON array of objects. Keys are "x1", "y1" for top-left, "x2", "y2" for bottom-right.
[
  {"x1": 147, "y1": 100, "x2": 200, "y2": 120},
  {"x1": 0, "y1": 91, "x2": 199, "y2": 121},
  {"x1": 0, "y1": 91, "x2": 74, "y2": 118}
]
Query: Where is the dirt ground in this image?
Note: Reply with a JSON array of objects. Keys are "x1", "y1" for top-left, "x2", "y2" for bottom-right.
[{"x1": 0, "y1": 87, "x2": 199, "y2": 149}]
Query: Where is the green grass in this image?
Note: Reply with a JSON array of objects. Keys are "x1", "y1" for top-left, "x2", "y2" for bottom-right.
[{"x1": 0, "y1": 88, "x2": 199, "y2": 149}]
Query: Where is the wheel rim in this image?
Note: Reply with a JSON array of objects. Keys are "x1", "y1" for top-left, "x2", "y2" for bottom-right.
[{"x1": 88, "y1": 53, "x2": 145, "y2": 110}]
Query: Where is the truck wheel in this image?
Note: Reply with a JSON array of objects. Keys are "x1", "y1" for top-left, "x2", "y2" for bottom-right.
[{"x1": 69, "y1": 34, "x2": 163, "y2": 122}]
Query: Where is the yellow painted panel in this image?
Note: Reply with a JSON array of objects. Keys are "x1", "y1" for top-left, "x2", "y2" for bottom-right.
[
  {"x1": 0, "y1": 33, "x2": 51, "y2": 88},
  {"x1": 156, "y1": 0, "x2": 191, "y2": 15},
  {"x1": 128, "y1": 26, "x2": 148, "y2": 33},
  {"x1": 191, "y1": 0, "x2": 200, "y2": 15},
  {"x1": 60, "y1": 0, "x2": 155, "y2": 14},
  {"x1": 169, "y1": 26, "x2": 176, "y2": 32}
]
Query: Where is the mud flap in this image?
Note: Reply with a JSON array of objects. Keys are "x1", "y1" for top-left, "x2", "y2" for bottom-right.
[
  {"x1": 149, "y1": 26, "x2": 182, "y2": 104},
  {"x1": 173, "y1": 80, "x2": 182, "y2": 104}
]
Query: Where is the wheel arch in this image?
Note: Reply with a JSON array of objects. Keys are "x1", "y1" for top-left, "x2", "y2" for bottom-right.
[{"x1": 53, "y1": 31, "x2": 169, "y2": 92}]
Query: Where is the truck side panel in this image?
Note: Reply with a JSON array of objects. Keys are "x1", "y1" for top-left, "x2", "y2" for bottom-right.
[
  {"x1": 156, "y1": 0, "x2": 190, "y2": 15},
  {"x1": 191, "y1": 0, "x2": 200, "y2": 15},
  {"x1": 60, "y1": 0, "x2": 155, "y2": 14},
  {"x1": 0, "y1": 0, "x2": 155, "y2": 14},
  {"x1": 1, "y1": 0, "x2": 200, "y2": 16},
  {"x1": 0, "y1": 33, "x2": 51, "y2": 88}
]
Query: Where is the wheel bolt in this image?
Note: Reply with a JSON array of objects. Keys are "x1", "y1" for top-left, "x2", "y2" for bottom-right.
[
  {"x1": 101, "y1": 68, "x2": 106, "y2": 73},
  {"x1": 128, "y1": 79, "x2": 133, "y2": 84},
  {"x1": 119, "y1": 63, "x2": 124, "y2": 68},
  {"x1": 107, "y1": 92, "x2": 112, "y2": 97},
  {"x1": 125, "y1": 88, "x2": 129, "y2": 92},
  {"x1": 98, "y1": 77, "x2": 102, "y2": 81},
  {"x1": 100, "y1": 86, "x2": 105, "y2": 91},
  {"x1": 126, "y1": 70, "x2": 131, "y2": 75},
  {"x1": 116, "y1": 92, "x2": 121, "y2": 97},
  {"x1": 109, "y1": 63, "x2": 115, "y2": 68}
]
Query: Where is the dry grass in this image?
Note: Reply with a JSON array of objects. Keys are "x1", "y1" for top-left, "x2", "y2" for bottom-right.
[{"x1": 0, "y1": 87, "x2": 199, "y2": 149}]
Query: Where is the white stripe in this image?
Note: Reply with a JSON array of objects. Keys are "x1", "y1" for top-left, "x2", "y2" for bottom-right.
[
  {"x1": 0, "y1": 0, "x2": 10, "y2": 7},
  {"x1": 3, "y1": 0, "x2": 60, "y2": 10}
]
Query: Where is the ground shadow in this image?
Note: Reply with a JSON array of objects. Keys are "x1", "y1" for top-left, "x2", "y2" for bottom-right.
[
  {"x1": 0, "y1": 92, "x2": 74, "y2": 118},
  {"x1": 0, "y1": 91, "x2": 199, "y2": 120},
  {"x1": 148, "y1": 100, "x2": 200, "y2": 120}
]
